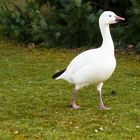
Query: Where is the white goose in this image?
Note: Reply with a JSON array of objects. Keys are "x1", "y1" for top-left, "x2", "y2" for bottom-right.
[{"x1": 53, "y1": 11, "x2": 124, "y2": 110}]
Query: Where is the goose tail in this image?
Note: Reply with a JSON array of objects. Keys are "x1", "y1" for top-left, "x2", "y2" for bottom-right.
[{"x1": 52, "y1": 69, "x2": 66, "y2": 80}]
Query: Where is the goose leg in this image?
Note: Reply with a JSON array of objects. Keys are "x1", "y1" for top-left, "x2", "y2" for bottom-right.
[
  {"x1": 71, "y1": 88, "x2": 80, "y2": 109},
  {"x1": 97, "y1": 83, "x2": 111, "y2": 110}
]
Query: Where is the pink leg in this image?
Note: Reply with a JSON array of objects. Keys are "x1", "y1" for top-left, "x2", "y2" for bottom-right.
[
  {"x1": 71, "y1": 88, "x2": 80, "y2": 109},
  {"x1": 97, "y1": 83, "x2": 111, "y2": 110},
  {"x1": 98, "y1": 91, "x2": 111, "y2": 110}
]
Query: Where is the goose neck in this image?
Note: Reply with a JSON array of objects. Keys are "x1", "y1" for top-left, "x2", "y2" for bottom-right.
[{"x1": 100, "y1": 24, "x2": 114, "y2": 47}]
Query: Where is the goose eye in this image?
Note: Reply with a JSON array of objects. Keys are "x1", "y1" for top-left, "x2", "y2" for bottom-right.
[{"x1": 109, "y1": 15, "x2": 111, "y2": 17}]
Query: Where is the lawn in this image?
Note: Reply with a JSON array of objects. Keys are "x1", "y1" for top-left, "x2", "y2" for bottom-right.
[{"x1": 0, "y1": 40, "x2": 140, "y2": 140}]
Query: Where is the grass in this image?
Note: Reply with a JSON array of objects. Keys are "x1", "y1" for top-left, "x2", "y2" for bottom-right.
[{"x1": 0, "y1": 40, "x2": 140, "y2": 140}]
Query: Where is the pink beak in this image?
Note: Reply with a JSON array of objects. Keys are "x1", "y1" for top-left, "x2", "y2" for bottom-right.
[{"x1": 115, "y1": 15, "x2": 125, "y2": 22}]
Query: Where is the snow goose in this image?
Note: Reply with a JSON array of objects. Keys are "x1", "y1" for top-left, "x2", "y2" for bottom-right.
[{"x1": 53, "y1": 11, "x2": 125, "y2": 110}]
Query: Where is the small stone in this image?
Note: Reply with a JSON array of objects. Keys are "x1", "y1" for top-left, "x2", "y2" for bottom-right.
[
  {"x1": 136, "y1": 125, "x2": 139, "y2": 128},
  {"x1": 14, "y1": 131, "x2": 18, "y2": 134},
  {"x1": 99, "y1": 127, "x2": 103, "y2": 131},
  {"x1": 75, "y1": 126, "x2": 79, "y2": 129},
  {"x1": 113, "y1": 122, "x2": 116, "y2": 125},
  {"x1": 94, "y1": 129, "x2": 98, "y2": 133}
]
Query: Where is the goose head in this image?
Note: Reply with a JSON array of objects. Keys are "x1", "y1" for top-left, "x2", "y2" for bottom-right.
[{"x1": 99, "y1": 11, "x2": 125, "y2": 26}]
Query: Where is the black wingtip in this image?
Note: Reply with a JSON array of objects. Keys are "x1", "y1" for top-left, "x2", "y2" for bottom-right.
[{"x1": 52, "y1": 69, "x2": 66, "y2": 79}]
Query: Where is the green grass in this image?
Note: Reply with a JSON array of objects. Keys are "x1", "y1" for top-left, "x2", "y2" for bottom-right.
[{"x1": 0, "y1": 41, "x2": 140, "y2": 140}]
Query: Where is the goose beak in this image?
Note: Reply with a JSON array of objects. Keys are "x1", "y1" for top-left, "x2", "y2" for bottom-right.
[{"x1": 115, "y1": 16, "x2": 125, "y2": 22}]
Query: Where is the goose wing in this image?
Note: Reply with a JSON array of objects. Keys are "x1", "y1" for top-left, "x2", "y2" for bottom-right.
[{"x1": 64, "y1": 49, "x2": 99, "y2": 81}]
